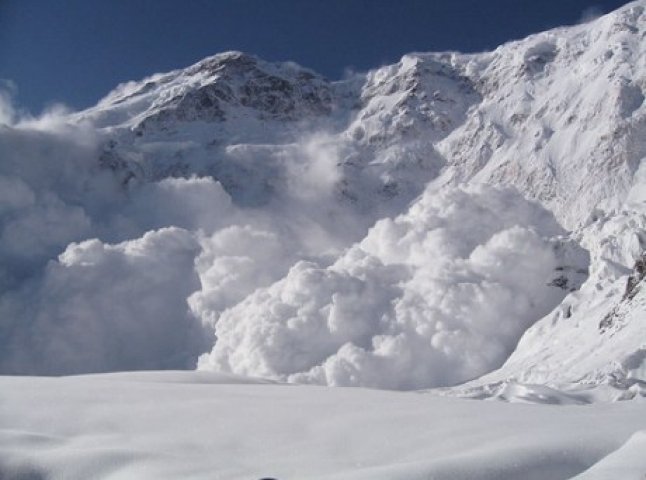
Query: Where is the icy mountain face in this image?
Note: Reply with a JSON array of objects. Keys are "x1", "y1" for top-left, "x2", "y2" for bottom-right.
[
  {"x1": 87, "y1": 3, "x2": 646, "y2": 230},
  {"x1": 1, "y1": 2, "x2": 646, "y2": 394},
  {"x1": 85, "y1": 2, "x2": 646, "y2": 233},
  {"x1": 346, "y1": 53, "x2": 480, "y2": 145},
  {"x1": 88, "y1": 49, "x2": 482, "y2": 218},
  {"x1": 83, "y1": 52, "x2": 342, "y2": 209},
  {"x1": 81, "y1": 51, "x2": 333, "y2": 132},
  {"x1": 437, "y1": 3, "x2": 646, "y2": 229}
]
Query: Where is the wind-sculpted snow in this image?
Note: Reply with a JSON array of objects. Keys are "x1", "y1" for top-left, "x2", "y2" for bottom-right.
[{"x1": 199, "y1": 186, "x2": 588, "y2": 389}]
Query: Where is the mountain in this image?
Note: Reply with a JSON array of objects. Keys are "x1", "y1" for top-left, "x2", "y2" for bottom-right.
[
  {"x1": 0, "y1": 1, "x2": 644, "y2": 400},
  {"x1": 81, "y1": 2, "x2": 646, "y2": 229}
]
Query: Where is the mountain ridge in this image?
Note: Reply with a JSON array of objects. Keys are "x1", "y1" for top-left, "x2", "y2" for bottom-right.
[{"x1": 82, "y1": 1, "x2": 646, "y2": 230}]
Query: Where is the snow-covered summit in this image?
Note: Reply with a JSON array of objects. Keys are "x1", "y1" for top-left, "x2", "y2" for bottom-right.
[
  {"x1": 79, "y1": 51, "x2": 333, "y2": 131},
  {"x1": 81, "y1": 2, "x2": 646, "y2": 230}
]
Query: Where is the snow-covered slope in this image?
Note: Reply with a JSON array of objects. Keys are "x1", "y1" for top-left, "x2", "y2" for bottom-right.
[
  {"x1": 451, "y1": 204, "x2": 646, "y2": 401},
  {"x1": 1, "y1": 372, "x2": 646, "y2": 480},
  {"x1": 0, "y1": 1, "x2": 645, "y2": 398},
  {"x1": 83, "y1": 2, "x2": 646, "y2": 229},
  {"x1": 436, "y1": 3, "x2": 646, "y2": 229}
]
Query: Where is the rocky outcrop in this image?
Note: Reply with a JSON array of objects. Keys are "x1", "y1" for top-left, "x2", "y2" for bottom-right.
[{"x1": 624, "y1": 252, "x2": 646, "y2": 300}]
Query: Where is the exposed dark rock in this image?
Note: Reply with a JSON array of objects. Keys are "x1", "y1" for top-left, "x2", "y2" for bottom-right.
[
  {"x1": 548, "y1": 275, "x2": 569, "y2": 289},
  {"x1": 623, "y1": 252, "x2": 646, "y2": 301},
  {"x1": 134, "y1": 52, "x2": 332, "y2": 129},
  {"x1": 600, "y1": 252, "x2": 646, "y2": 332}
]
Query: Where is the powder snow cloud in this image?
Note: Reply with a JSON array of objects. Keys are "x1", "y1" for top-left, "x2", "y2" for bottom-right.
[
  {"x1": 199, "y1": 185, "x2": 589, "y2": 389},
  {"x1": 0, "y1": 98, "x2": 590, "y2": 381},
  {"x1": 0, "y1": 81, "x2": 591, "y2": 385},
  {"x1": 0, "y1": 93, "x2": 356, "y2": 374}
]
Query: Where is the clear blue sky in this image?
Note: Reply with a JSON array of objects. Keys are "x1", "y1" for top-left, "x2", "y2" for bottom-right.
[{"x1": 0, "y1": 0, "x2": 633, "y2": 114}]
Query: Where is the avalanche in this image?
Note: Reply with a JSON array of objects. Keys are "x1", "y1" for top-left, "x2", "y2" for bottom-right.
[
  {"x1": 1, "y1": 1, "x2": 646, "y2": 478},
  {"x1": 1, "y1": 0, "x2": 645, "y2": 393}
]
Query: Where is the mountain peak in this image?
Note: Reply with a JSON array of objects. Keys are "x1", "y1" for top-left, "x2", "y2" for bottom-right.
[{"x1": 187, "y1": 51, "x2": 260, "y2": 76}]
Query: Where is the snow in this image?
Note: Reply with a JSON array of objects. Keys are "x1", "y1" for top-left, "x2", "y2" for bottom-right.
[
  {"x1": 0, "y1": 0, "x2": 644, "y2": 405},
  {"x1": 2, "y1": 2, "x2": 646, "y2": 478},
  {"x1": 1, "y1": 372, "x2": 645, "y2": 480},
  {"x1": 199, "y1": 185, "x2": 588, "y2": 389},
  {"x1": 450, "y1": 204, "x2": 646, "y2": 398},
  {"x1": 572, "y1": 431, "x2": 646, "y2": 480},
  {"x1": 1, "y1": 227, "x2": 208, "y2": 374},
  {"x1": 434, "y1": 2, "x2": 646, "y2": 229}
]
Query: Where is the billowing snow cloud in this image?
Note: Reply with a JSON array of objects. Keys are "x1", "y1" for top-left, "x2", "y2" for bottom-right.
[
  {"x1": 0, "y1": 228, "x2": 205, "y2": 374},
  {"x1": 188, "y1": 225, "x2": 298, "y2": 330},
  {"x1": 0, "y1": 107, "x2": 232, "y2": 373},
  {"x1": 0, "y1": 103, "x2": 348, "y2": 374},
  {"x1": 199, "y1": 185, "x2": 589, "y2": 389},
  {"x1": 0, "y1": 91, "x2": 589, "y2": 384},
  {"x1": 0, "y1": 119, "x2": 105, "y2": 292}
]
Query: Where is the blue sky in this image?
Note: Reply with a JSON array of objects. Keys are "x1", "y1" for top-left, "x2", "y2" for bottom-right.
[{"x1": 0, "y1": 0, "x2": 633, "y2": 114}]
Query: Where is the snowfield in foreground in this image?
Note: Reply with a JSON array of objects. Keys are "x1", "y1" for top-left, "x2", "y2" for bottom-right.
[{"x1": 1, "y1": 371, "x2": 645, "y2": 480}]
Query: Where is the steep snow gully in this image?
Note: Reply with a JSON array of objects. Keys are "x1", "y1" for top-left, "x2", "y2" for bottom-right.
[{"x1": 0, "y1": 1, "x2": 645, "y2": 399}]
